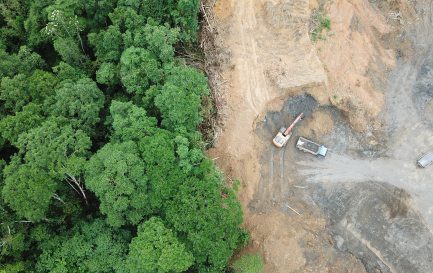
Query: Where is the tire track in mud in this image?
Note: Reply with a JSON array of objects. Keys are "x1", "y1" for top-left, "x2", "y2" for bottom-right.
[
  {"x1": 345, "y1": 223, "x2": 399, "y2": 273},
  {"x1": 269, "y1": 146, "x2": 275, "y2": 201},
  {"x1": 279, "y1": 147, "x2": 285, "y2": 192},
  {"x1": 256, "y1": 142, "x2": 294, "y2": 208}
]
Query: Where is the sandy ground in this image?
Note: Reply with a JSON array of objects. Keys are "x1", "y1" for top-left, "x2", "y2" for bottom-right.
[
  {"x1": 207, "y1": 0, "x2": 433, "y2": 272},
  {"x1": 209, "y1": 0, "x2": 327, "y2": 209}
]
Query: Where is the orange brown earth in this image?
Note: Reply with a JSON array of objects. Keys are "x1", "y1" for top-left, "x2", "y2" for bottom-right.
[{"x1": 206, "y1": 0, "x2": 433, "y2": 272}]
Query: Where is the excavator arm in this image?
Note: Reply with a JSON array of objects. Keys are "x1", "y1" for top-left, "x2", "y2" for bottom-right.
[{"x1": 283, "y1": 112, "x2": 304, "y2": 136}]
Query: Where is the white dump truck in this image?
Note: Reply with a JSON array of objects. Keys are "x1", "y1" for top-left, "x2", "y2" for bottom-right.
[
  {"x1": 417, "y1": 150, "x2": 433, "y2": 168},
  {"x1": 296, "y1": 137, "x2": 328, "y2": 157}
]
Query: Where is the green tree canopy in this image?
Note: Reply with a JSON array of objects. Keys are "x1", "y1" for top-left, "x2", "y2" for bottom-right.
[
  {"x1": 123, "y1": 21, "x2": 179, "y2": 63},
  {"x1": 46, "y1": 78, "x2": 105, "y2": 133},
  {"x1": 155, "y1": 65, "x2": 209, "y2": 132},
  {"x1": 108, "y1": 101, "x2": 183, "y2": 211},
  {"x1": 109, "y1": 100, "x2": 157, "y2": 143},
  {"x1": 85, "y1": 141, "x2": 150, "y2": 227},
  {"x1": 0, "y1": 46, "x2": 45, "y2": 78},
  {"x1": 96, "y1": 62, "x2": 119, "y2": 85},
  {"x1": 53, "y1": 62, "x2": 88, "y2": 82},
  {"x1": 14, "y1": 118, "x2": 91, "y2": 178},
  {"x1": 120, "y1": 47, "x2": 162, "y2": 95},
  {"x1": 53, "y1": 37, "x2": 86, "y2": 66},
  {"x1": 2, "y1": 159, "x2": 56, "y2": 221},
  {"x1": 2, "y1": 119, "x2": 91, "y2": 221},
  {"x1": 0, "y1": 159, "x2": 34, "y2": 268},
  {"x1": 0, "y1": 74, "x2": 31, "y2": 113},
  {"x1": 36, "y1": 218, "x2": 130, "y2": 273},
  {"x1": 109, "y1": 7, "x2": 146, "y2": 33},
  {"x1": 170, "y1": 0, "x2": 200, "y2": 41},
  {"x1": 88, "y1": 25, "x2": 123, "y2": 63},
  {"x1": 0, "y1": 103, "x2": 43, "y2": 145},
  {"x1": 0, "y1": 0, "x2": 246, "y2": 271},
  {"x1": 127, "y1": 217, "x2": 193, "y2": 273},
  {"x1": 165, "y1": 160, "x2": 246, "y2": 272},
  {"x1": 138, "y1": 130, "x2": 183, "y2": 210},
  {"x1": 28, "y1": 70, "x2": 59, "y2": 103},
  {"x1": 0, "y1": 0, "x2": 29, "y2": 50},
  {"x1": 117, "y1": 0, "x2": 166, "y2": 23},
  {"x1": 23, "y1": 0, "x2": 51, "y2": 48}
]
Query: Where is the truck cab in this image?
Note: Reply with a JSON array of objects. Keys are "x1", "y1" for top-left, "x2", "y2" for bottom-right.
[
  {"x1": 317, "y1": 145, "x2": 328, "y2": 157},
  {"x1": 417, "y1": 150, "x2": 433, "y2": 168}
]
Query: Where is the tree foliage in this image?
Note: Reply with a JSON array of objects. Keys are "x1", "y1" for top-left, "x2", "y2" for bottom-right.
[
  {"x1": 0, "y1": 46, "x2": 45, "y2": 78},
  {"x1": 0, "y1": 74, "x2": 31, "y2": 113},
  {"x1": 127, "y1": 217, "x2": 193, "y2": 273},
  {"x1": 120, "y1": 46, "x2": 162, "y2": 94},
  {"x1": 123, "y1": 21, "x2": 179, "y2": 63},
  {"x1": 36, "y1": 218, "x2": 130, "y2": 273},
  {"x1": 0, "y1": 0, "x2": 246, "y2": 272},
  {"x1": 0, "y1": 103, "x2": 43, "y2": 145},
  {"x1": 232, "y1": 254, "x2": 264, "y2": 273},
  {"x1": 89, "y1": 25, "x2": 123, "y2": 63},
  {"x1": 2, "y1": 161, "x2": 55, "y2": 221},
  {"x1": 109, "y1": 100, "x2": 157, "y2": 143},
  {"x1": 2, "y1": 119, "x2": 91, "y2": 222},
  {"x1": 14, "y1": 119, "x2": 91, "y2": 179},
  {"x1": 165, "y1": 160, "x2": 246, "y2": 272},
  {"x1": 85, "y1": 141, "x2": 150, "y2": 227},
  {"x1": 155, "y1": 65, "x2": 209, "y2": 132},
  {"x1": 46, "y1": 78, "x2": 105, "y2": 133}
]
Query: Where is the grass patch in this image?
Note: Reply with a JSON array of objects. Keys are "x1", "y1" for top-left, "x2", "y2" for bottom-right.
[
  {"x1": 310, "y1": 7, "x2": 331, "y2": 42},
  {"x1": 231, "y1": 254, "x2": 264, "y2": 273}
]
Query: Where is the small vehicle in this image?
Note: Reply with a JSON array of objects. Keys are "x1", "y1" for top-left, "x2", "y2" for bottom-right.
[
  {"x1": 272, "y1": 113, "x2": 304, "y2": 148},
  {"x1": 296, "y1": 136, "x2": 328, "y2": 157},
  {"x1": 417, "y1": 150, "x2": 433, "y2": 168}
]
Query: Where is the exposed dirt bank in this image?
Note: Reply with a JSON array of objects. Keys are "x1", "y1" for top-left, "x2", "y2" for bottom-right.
[{"x1": 314, "y1": 0, "x2": 415, "y2": 131}]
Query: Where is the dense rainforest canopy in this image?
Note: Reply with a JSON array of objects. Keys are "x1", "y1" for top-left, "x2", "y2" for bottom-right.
[{"x1": 0, "y1": 1, "x2": 247, "y2": 272}]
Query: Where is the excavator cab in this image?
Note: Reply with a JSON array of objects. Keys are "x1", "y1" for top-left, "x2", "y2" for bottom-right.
[{"x1": 273, "y1": 132, "x2": 292, "y2": 148}]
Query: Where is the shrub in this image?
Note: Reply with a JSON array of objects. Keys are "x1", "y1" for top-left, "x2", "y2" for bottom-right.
[{"x1": 232, "y1": 254, "x2": 264, "y2": 273}]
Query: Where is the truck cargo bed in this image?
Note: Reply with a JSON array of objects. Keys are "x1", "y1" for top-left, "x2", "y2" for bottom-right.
[
  {"x1": 296, "y1": 137, "x2": 328, "y2": 157},
  {"x1": 297, "y1": 138, "x2": 320, "y2": 153}
]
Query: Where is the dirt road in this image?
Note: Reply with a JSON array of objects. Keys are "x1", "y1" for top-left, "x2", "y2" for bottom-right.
[{"x1": 209, "y1": 0, "x2": 433, "y2": 272}]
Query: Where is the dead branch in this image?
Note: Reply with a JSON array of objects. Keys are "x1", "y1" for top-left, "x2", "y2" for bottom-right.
[
  {"x1": 201, "y1": 2, "x2": 214, "y2": 33},
  {"x1": 66, "y1": 173, "x2": 88, "y2": 205},
  {"x1": 52, "y1": 193, "x2": 65, "y2": 204}
]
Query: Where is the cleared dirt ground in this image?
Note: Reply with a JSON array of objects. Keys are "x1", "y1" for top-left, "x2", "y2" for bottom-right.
[{"x1": 207, "y1": 0, "x2": 433, "y2": 272}]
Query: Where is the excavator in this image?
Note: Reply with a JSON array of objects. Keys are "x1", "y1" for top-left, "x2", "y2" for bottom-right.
[{"x1": 272, "y1": 112, "x2": 304, "y2": 148}]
